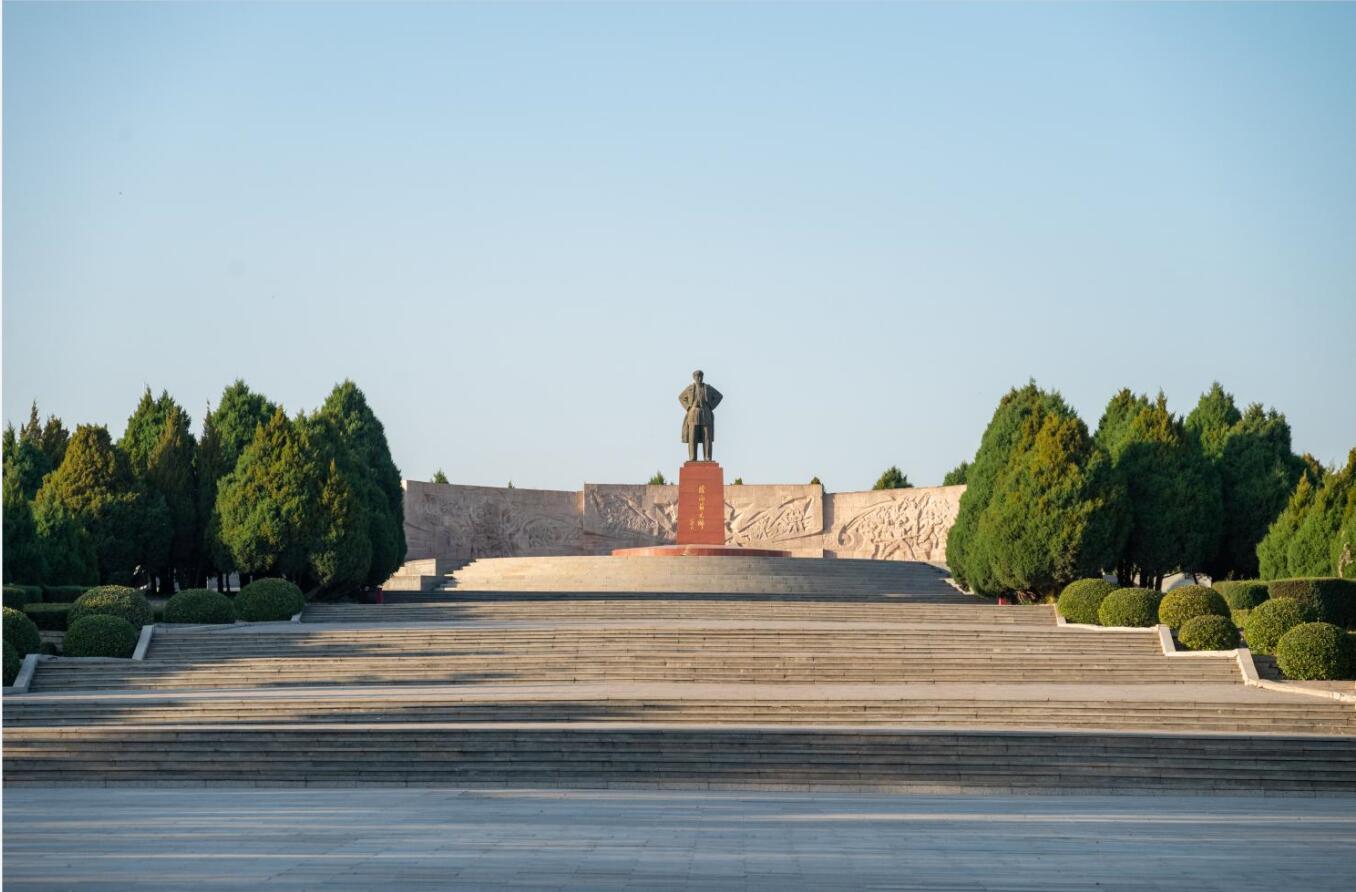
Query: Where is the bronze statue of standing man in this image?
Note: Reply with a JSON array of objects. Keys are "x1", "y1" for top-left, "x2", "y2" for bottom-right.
[{"x1": 679, "y1": 370, "x2": 723, "y2": 462}]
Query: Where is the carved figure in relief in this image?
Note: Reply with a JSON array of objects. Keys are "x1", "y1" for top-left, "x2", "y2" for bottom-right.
[{"x1": 678, "y1": 370, "x2": 723, "y2": 462}]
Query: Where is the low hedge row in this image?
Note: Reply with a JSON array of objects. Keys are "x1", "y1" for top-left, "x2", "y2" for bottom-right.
[
  {"x1": 22, "y1": 602, "x2": 71, "y2": 631},
  {"x1": 2, "y1": 584, "x2": 43, "y2": 609},
  {"x1": 1267, "y1": 578, "x2": 1356, "y2": 628},
  {"x1": 1057, "y1": 579, "x2": 1117, "y2": 625},
  {"x1": 42, "y1": 585, "x2": 92, "y2": 603},
  {"x1": 1212, "y1": 580, "x2": 1269, "y2": 611},
  {"x1": 1274, "y1": 622, "x2": 1355, "y2": 680}
]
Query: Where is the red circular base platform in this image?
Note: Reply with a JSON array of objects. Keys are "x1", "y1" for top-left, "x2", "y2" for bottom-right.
[{"x1": 611, "y1": 544, "x2": 793, "y2": 558}]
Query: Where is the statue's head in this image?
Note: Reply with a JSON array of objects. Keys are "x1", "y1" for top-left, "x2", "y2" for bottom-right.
[{"x1": 693, "y1": 369, "x2": 704, "y2": 382}]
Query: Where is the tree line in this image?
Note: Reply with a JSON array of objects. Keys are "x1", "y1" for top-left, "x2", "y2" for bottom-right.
[
  {"x1": 2, "y1": 380, "x2": 406, "y2": 597},
  {"x1": 947, "y1": 381, "x2": 1352, "y2": 598}
]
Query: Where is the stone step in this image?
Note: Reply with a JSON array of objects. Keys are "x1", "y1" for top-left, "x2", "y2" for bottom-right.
[
  {"x1": 305, "y1": 606, "x2": 1047, "y2": 624},
  {"x1": 8, "y1": 697, "x2": 1353, "y2": 734},
  {"x1": 7, "y1": 726, "x2": 1355, "y2": 792}
]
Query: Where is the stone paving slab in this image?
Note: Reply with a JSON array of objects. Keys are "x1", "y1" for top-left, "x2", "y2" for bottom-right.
[{"x1": 4, "y1": 786, "x2": 1354, "y2": 890}]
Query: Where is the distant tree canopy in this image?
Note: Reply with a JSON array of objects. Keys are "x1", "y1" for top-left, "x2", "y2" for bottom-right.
[
  {"x1": 431, "y1": 469, "x2": 449, "y2": 484},
  {"x1": 872, "y1": 466, "x2": 912, "y2": 490},
  {"x1": 948, "y1": 380, "x2": 1325, "y2": 599},
  {"x1": 2, "y1": 380, "x2": 406, "y2": 600},
  {"x1": 647, "y1": 471, "x2": 667, "y2": 485},
  {"x1": 809, "y1": 476, "x2": 822, "y2": 487},
  {"x1": 942, "y1": 461, "x2": 969, "y2": 486}
]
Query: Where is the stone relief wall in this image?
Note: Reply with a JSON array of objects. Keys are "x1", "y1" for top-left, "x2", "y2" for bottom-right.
[{"x1": 405, "y1": 479, "x2": 965, "y2": 564}]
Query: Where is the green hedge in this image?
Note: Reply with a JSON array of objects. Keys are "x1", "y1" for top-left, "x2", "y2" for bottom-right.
[
  {"x1": 1057, "y1": 579, "x2": 1117, "y2": 625},
  {"x1": 235, "y1": 578, "x2": 305, "y2": 622},
  {"x1": 2, "y1": 606, "x2": 42, "y2": 657},
  {"x1": 164, "y1": 589, "x2": 235, "y2": 624},
  {"x1": 1275, "y1": 623, "x2": 1355, "y2": 680},
  {"x1": 1158, "y1": 585, "x2": 1229, "y2": 630},
  {"x1": 3, "y1": 640, "x2": 21, "y2": 686},
  {"x1": 3, "y1": 584, "x2": 43, "y2": 609},
  {"x1": 1267, "y1": 578, "x2": 1356, "y2": 627},
  {"x1": 69, "y1": 586, "x2": 153, "y2": 629},
  {"x1": 22, "y1": 602, "x2": 71, "y2": 632},
  {"x1": 63, "y1": 615, "x2": 139, "y2": 658},
  {"x1": 1243, "y1": 598, "x2": 1319, "y2": 656},
  {"x1": 1097, "y1": 588, "x2": 1162, "y2": 627},
  {"x1": 1178, "y1": 615, "x2": 1240, "y2": 651},
  {"x1": 41, "y1": 585, "x2": 91, "y2": 604},
  {"x1": 1212, "y1": 580, "x2": 1269, "y2": 611}
]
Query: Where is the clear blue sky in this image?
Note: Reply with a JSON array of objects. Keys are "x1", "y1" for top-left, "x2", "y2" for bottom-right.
[{"x1": 5, "y1": 2, "x2": 1354, "y2": 491}]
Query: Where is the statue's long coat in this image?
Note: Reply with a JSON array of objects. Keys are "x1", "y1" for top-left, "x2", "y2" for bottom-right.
[{"x1": 679, "y1": 383, "x2": 723, "y2": 443}]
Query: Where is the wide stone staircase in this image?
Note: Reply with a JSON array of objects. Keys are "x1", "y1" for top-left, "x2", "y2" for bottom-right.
[{"x1": 6, "y1": 556, "x2": 1356, "y2": 792}]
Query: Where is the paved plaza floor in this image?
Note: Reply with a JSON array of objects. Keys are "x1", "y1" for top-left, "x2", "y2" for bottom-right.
[{"x1": 4, "y1": 787, "x2": 1355, "y2": 890}]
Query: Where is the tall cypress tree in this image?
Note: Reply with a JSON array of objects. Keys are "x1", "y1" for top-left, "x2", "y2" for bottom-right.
[
  {"x1": 947, "y1": 382, "x2": 1078, "y2": 592},
  {"x1": 216, "y1": 409, "x2": 321, "y2": 579},
  {"x1": 316, "y1": 381, "x2": 406, "y2": 585},
  {"x1": 2, "y1": 471, "x2": 48, "y2": 583},
  {"x1": 120, "y1": 390, "x2": 199, "y2": 591},
  {"x1": 1285, "y1": 449, "x2": 1356, "y2": 577},
  {"x1": 975, "y1": 412, "x2": 1127, "y2": 598},
  {"x1": 1097, "y1": 392, "x2": 1223, "y2": 589},
  {"x1": 198, "y1": 382, "x2": 278, "y2": 588},
  {"x1": 33, "y1": 425, "x2": 169, "y2": 585},
  {"x1": 1257, "y1": 456, "x2": 1326, "y2": 579}
]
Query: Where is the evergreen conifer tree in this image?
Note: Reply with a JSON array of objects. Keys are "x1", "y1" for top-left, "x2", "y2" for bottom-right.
[
  {"x1": 1096, "y1": 392, "x2": 1222, "y2": 589},
  {"x1": 216, "y1": 409, "x2": 321, "y2": 579},
  {"x1": 947, "y1": 382, "x2": 1079, "y2": 592},
  {"x1": 872, "y1": 466, "x2": 912, "y2": 490},
  {"x1": 33, "y1": 425, "x2": 169, "y2": 585},
  {"x1": 1285, "y1": 449, "x2": 1356, "y2": 577},
  {"x1": 975, "y1": 412, "x2": 1127, "y2": 598},
  {"x1": 120, "y1": 390, "x2": 199, "y2": 591},
  {"x1": 315, "y1": 381, "x2": 406, "y2": 585},
  {"x1": 1257, "y1": 456, "x2": 1326, "y2": 579}
]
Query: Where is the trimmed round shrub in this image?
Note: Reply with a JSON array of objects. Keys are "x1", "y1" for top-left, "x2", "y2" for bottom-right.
[
  {"x1": 1057, "y1": 579, "x2": 1117, "y2": 625},
  {"x1": 1213, "y1": 580, "x2": 1269, "y2": 612},
  {"x1": 1244, "y1": 598, "x2": 1319, "y2": 656},
  {"x1": 2, "y1": 605, "x2": 42, "y2": 657},
  {"x1": 22, "y1": 602, "x2": 71, "y2": 631},
  {"x1": 1098, "y1": 588, "x2": 1162, "y2": 627},
  {"x1": 1267, "y1": 578, "x2": 1356, "y2": 626},
  {"x1": 3, "y1": 584, "x2": 42, "y2": 609},
  {"x1": 62, "y1": 615, "x2": 139, "y2": 658},
  {"x1": 69, "y1": 586, "x2": 152, "y2": 629},
  {"x1": 3, "y1": 640, "x2": 21, "y2": 685},
  {"x1": 1178, "y1": 615, "x2": 1240, "y2": 651},
  {"x1": 236, "y1": 578, "x2": 304, "y2": 622},
  {"x1": 41, "y1": 585, "x2": 91, "y2": 604},
  {"x1": 164, "y1": 589, "x2": 235, "y2": 624},
  {"x1": 1275, "y1": 622, "x2": 1355, "y2": 681},
  {"x1": 1158, "y1": 585, "x2": 1230, "y2": 630}
]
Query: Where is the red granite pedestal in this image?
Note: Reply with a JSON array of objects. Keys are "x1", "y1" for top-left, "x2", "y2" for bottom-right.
[
  {"x1": 612, "y1": 461, "x2": 792, "y2": 558},
  {"x1": 677, "y1": 460, "x2": 724, "y2": 545}
]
